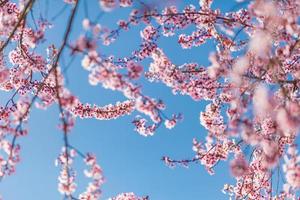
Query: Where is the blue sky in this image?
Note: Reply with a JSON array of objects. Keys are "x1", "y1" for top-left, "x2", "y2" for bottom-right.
[{"x1": 0, "y1": 0, "x2": 247, "y2": 199}]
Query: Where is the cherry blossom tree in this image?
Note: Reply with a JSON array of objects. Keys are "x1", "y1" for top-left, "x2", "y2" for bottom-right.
[{"x1": 0, "y1": 0, "x2": 299, "y2": 199}]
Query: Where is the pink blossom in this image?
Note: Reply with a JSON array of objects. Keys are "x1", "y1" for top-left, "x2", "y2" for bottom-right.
[
  {"x1": 99, "y1": 0, "x2": 116, "y2": 11},
  {"x1": 127, "y1": 62, "x2": 143, "y2": 80},
  {"x1": 119, "y1": 0, "x2": 132, "y2": 7},
  {"x1": 109, "y1": 192, "x2": 147, "y2": 200},
  {"x1": 140, "y1": 25, "x2": 158, "y2": 41},
  {"x1": 230, "y1": 155, "x2": 248, "y2": 177},
  {"x1": 253, "y1": 84, "x2": 271, "y2": 117},
  {"x1": 0, "y1": 69, "x2": 9, "y2": 84}
]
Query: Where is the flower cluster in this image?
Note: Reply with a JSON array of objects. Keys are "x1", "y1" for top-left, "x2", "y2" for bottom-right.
[
  {"x1": 99, "y1": 0, "x2": 132, "y2": 11},
  {"x1": 56, "y1": 147, "x2": 77, "y2": 196},
  {"x1": 108, "y1": 192, "x2": 148, "y2": 200},
  {"x1": 1, "y1": 0, "x2": 300, "y2": 199},
  {"x1": 79, "y1": 153, "x2": 104, "y2": 200},
  {"x1": 71, "y1": 100, "x2": 135, "y2": 120},
  {"x1": 283, "y1": 146, "x2": 300, "y2": 196},
  {"x1": 148, "y1": 49, "x2": 220, "y2": 100}
]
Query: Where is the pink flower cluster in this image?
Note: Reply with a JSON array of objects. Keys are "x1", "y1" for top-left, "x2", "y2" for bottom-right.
[
  {"x1": 99, "y1": 0, "x2": 132, "y2": 11},
  {"x1": 56, "y1": 147, "x2": 77, "y2": 196},
  {"x1": 283, "y1": 146, "x2": 300, "y2": 196},
  {"x1": 147, "y1": 49, "x2": 219, "y2": 100},
  {"x1": 79, "y1": 153, "x2": 104, "y2": 200},
  {"x1": 1, "y1": 0, "x2": 300, "y2": 199},
  {"x1": 56, "y1": 148, "x2": 105, "y2": 199},
  {"x1": 108, "y1": 192, "x2": 148, "y2": 200},
  {"x1": 71, "y1": 100, "x2": 135, "y2": 120}
]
